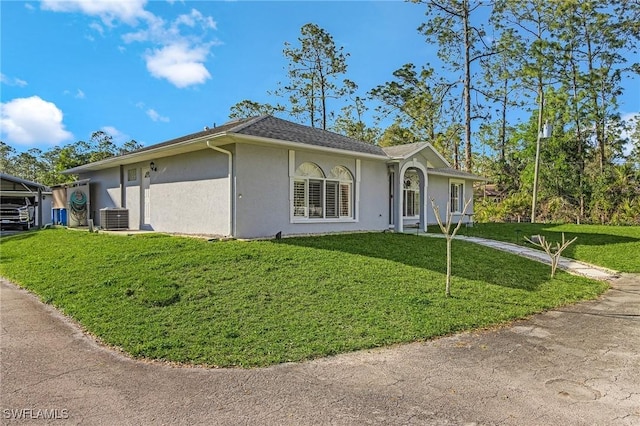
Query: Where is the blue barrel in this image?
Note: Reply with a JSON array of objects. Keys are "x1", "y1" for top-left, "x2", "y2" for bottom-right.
[
  {"x1": 52, "y1": 209, "x2": 60, "y2": 224},
  {"x1": 60, "y1": 208, "x2": 68, "y2": 226}
]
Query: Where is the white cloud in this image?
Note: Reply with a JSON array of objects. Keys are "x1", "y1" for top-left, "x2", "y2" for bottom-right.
[
  {"x1": 0, "y1": 96, "x2": 74, "y2": 146},
  {"x1": 63, "y1": 89, "x2": 86, "y2": 99},
  {"x1": 146, "y1": 108, "x2": 170, "y2": 122},
  {"x1": 25, "y1": 3, "x2": 35, "y2": 11},
  {"x1": 145, "y1": 43, "x2": 211, "y2": 88},
  {"x1": 89, "y1": 21, "x2": 104, "y2": 36},
  {"x1": 173, "y1": 9, "x2": 217, "y2": 30},
  {"x1": 1, "y1": 73, "x2": 28, "y2": 87},
  {"x1": 101, "y1": 126, "x2": 130, "y2": 143},
  {"x1": 40, "y1": 0, "x2": 149, "y2": 26},
  {"x1": 42, "y1": 0, "x2": 218, "y2": 88}
]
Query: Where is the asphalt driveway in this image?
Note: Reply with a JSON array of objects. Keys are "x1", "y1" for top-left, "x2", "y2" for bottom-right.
[{"x1": 1, "y1": 274, "x2": 639, "y2": 425}]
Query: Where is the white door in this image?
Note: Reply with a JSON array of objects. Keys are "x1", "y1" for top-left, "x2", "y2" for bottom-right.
[{"x1": 141, "y1": 168, "x2": 151, "y2": 227}]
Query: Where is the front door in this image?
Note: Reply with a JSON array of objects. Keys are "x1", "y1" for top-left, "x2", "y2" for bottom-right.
[{"x1": 141, "y1": 168, "x2": 151, "y2": 227}]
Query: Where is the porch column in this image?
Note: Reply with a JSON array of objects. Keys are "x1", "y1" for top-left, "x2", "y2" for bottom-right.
[
  {"x1": 419, "y1": 171, "x2": 427, "y2": 232},
  {"x1": 394, "y1": 163, "x2": 404, "y2": 233}
]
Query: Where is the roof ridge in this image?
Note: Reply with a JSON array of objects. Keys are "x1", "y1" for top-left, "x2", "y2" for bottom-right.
[
  {"x1": 226, "y1": 115, "x2": 270, "y2": 134},
  {"x1": 265, "y1": 115, "x2": 374, "y2": 146}
]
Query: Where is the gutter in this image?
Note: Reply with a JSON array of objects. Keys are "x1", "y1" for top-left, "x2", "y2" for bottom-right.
[
  {"x1": 63, "y1": 134, "x2": 221, "y2": 174},
  {"x1": 206, "y1": 138, "x2": 234, "y2": 237},
  {"x1": 227, "y1": 133, "x2": 389, "y2": 160}
]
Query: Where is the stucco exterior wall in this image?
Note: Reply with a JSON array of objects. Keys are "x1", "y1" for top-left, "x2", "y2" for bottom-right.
[
  {"x1": 426, "y1": 174, "x2": 474, "y2": 225},
  {"x1": 80, "y1": 149, "x2": 230, "y2": 234},
  {"x1": 123, "y1": 165, "x2": 141, "y2": 230},
  {"x1": 81, "y1": 168, "x2": 120, "y2": 226},
  {"x1": 143, "y1": 149, "x2": 231, "y2": 235},
  {"x1": 234, "y1": 143, "x2": 389, "y2": 239}
]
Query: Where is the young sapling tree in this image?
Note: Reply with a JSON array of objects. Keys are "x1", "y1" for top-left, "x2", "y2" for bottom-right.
[
  {"x1": 430, "y1": 197, "x2": 473, "y2": 297},
  {"x1": 525, "y1": 233, "x2": 577, "y2": 278}
]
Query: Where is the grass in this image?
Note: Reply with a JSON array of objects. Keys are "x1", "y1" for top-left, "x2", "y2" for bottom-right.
[
  {"x1": 0, "y1": 229, "x2": 607, "y2": 367},
  {"x1": 431, "y1": 223, "x2": 640, "y2": 273}
]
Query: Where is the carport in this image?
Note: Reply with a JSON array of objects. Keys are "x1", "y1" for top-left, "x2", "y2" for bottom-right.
[{"x1": 0, "y1": 173, "x2": 52, "y2": 229}]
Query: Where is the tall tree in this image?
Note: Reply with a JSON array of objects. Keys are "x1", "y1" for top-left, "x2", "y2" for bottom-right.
[
  {"x1": 479, "y1": 26, "x2": 525, "y2": 183},
  {"x1": 414, "y1": 0, "x2": 496, "y2": 172},
  {"x1": 276, "y1": 23, "x2": 354, "y2": 130},
  {"x1": 370, "y1": 64, "x2": 446, "y2": 143},
  {"x1": 493, "y1": 0, "x2": 560, "y2": 222},
  {"x1": 332, "y1": 96, "x2": 380, "y2": 144},
  {"x1": 0, "y1": 141, "x2": 17, "y2": 175},
  {"x1": 228, "y1": 100, "x2": 284, "y2": 120}
]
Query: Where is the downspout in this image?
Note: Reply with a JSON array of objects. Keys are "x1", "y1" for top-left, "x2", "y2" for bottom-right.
[{"x1": 206, "y1": 140, "x2": 234, "y2": 237}]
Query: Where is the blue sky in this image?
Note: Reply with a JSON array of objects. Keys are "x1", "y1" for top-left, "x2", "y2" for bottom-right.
[{"x1": 1, "y1": 0, "x2": 638, "y2": 154}]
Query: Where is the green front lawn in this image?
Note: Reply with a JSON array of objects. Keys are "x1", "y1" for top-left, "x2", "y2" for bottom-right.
[
  {"x1": 436, "y1": 223, "x2": 640, "y2": 273},
  {"x1": 0, "y1": 230, "x2": 607, "y2": 367}
]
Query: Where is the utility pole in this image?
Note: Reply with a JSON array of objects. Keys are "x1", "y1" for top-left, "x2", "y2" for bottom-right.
[{"x1": 531, "y1": 86, "x2": 551, "y2": 223}]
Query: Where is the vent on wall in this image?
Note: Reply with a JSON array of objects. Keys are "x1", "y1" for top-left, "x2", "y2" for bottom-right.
[{"x1": 100, "y1": 208, "x2": 129, "y2": 230}]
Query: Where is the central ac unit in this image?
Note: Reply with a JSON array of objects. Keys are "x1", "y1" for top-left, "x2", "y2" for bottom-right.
[{"x1": 100, "y1": 208, "x2": 129, "y2": 230}]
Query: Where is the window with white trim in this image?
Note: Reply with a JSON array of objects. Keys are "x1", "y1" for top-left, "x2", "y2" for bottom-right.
[
  {"x1": 450, "y1": 180, "x2": 465, "y2": 213},
  {"x1": 403, "y1": 171, "x2": 420, "y2": 217},
  {"x1": 292, "y1": 163, "x2": 353, "y2": 220}
]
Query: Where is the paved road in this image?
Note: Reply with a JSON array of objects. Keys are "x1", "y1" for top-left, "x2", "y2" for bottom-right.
[{"x1": 1, "y1": 273, "x2": 638, "y2": 425}]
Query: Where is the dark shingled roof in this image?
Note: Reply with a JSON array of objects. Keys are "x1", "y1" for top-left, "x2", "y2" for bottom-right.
[
  {"x1": 64, "y1": 115, "x2": 486, "y2": 183},
  {"x1": 112, "y1": 115, "x2": 386, "y2": 158},
  {"x1": 234, "y1": 116, "x2": 387, "y2": 156},
  {"x1": 118, "y1": 116, "x2": 260, "y2": 157}
]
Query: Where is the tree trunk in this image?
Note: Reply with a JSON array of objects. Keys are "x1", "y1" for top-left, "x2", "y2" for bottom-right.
[
  {"x1": 463, "y1": 0, "x2": 473, "y2": 172},
  {"x1": 446, "y1": 237, "x2": 452, "y2": 297},
  {"x1": 531, "y1": 81, "x2": 544, "y2": 223}
]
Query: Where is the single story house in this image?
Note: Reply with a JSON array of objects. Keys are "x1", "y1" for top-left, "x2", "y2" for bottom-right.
[{"x1": 63, "y1": 115, "x2": 485, "y2": 239}]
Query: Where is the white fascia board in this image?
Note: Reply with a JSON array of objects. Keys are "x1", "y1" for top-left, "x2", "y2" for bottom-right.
[
  {"x1": 388, "y1": 143, "x2": 451, "y2": 168},
  {"x1": 427, "y1": 169, "x2": 488, "y2": 181},
  {"x1": 423, "y1": 143, "x2": 451, "y2": 167},
  {"x1": 393, "y1": 142, "x2": 451, "y2": 167},
  {"x1": 226, "y1": 133, "x2": 389, "y2": 161},
  {"x1": 62, "y1": 134, "x2": 224, "y2": 174}
]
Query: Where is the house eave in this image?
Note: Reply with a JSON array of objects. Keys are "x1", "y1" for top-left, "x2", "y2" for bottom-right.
[
  {"x1": 62, "y1": 134, "x2": 229, "y2": 174},
  {"x1": 427, "y1": 169, "x2": 488, "y2": 181},
  {"x1": 224, "y1": 133, "x2": 389, "y2": 160},
  {"x1": 382, "y1": 143, "x2": 451, "y2": 168}
]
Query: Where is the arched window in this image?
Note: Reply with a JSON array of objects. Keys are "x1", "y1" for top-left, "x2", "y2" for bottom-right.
[
  {"x1": 292, "y1": 163, "x2": 354, "y2": 220},
  {"x1": 295, "y1": 162, "x2": 325, "y2": 178},
  {"x1": 328, "y1": 166, "x2": 353, "y2": 218},
  {"x1": 403, "y1": 170, "x2": 420, "y2": 217}
]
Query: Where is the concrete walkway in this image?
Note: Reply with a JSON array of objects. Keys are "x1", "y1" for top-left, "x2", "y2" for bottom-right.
[{"x1": 409, "y1": 232, "x2": 619, "y2": 281}]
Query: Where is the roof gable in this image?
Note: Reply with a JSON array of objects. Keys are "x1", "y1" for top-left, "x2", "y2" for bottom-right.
[{"x1": 382, "y1": 142, "x2": 450, "y2": 168}]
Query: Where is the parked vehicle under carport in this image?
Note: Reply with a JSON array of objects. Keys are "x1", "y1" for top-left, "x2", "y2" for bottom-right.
[{"x1": 0, "y1": 196, "x2": 35, "y2": 230}]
